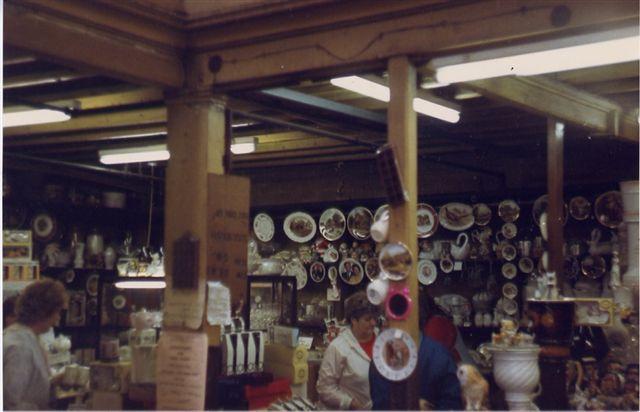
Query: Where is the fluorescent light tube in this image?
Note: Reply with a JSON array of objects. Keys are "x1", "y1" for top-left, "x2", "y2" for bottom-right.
[
  {"x1": 99, "y1": 144, "x2": 170, "y2": 164},
  {"x1": 330, "y1": 75, "x2": 460, "y2": 123},
  {"x1": 230, "y1": 136, "x2": 256, "y2": 154},
  {"x1": 412, "y1": 98, "x2": 460, "y2": 123},
  {"x1": 330, "y1": 76, "x2": 390, "y2": 102},
  {"x1": 3, "y1": 109, "x2": 70, "y2": 127},
  {"x1": 114, "y1": 280, "x2": 166, "y2": 289},
  {"x1": 433, "y1": 27, "x2": 639, "y2": 83}
]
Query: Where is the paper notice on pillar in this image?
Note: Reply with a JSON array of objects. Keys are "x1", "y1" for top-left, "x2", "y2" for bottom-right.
[
  {"x1": 156, "y1": 330, "x2": 208, "y2": 410},
  {"x1": 163, "y1": 288, "x2": 205, "y2": 330},
  {"x1": 207, "y1": 174, "x2": 250, "y2": 309},
  {"x1": 206, "y1": 281, "x2": 231, "y2": 326}
]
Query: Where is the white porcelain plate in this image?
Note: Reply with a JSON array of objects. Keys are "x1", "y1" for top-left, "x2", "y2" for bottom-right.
[
  {"x1": 438, "y1": 203, "x2": 474, "y2": 231},
  {"x1": 347, "y1": 207, "x2": 373, "y2": 240},
  {"x1": 284, "y1": 260, "x2": 308, "y2": 289},
  {"x1": 417, "y1": 259, "x2": 438, "y2": 286},
  {"x1": 253, "y1": 213, "x2": 275, "y2": 242},
  {"x1": 372, "y1": 328, "x2": 418, "y2": 382},
  {"x1": 594, "y1": 191, "x2": 623, "y2": 229},
  {"x1": 319, "y1": 208, "x2": 346, "y2": 241},
  {"x1": 417, "y1": 203, "x2": 438, "y2": 238},
  {"x1": 339, "y1": 258, "x2": 364, "y2": 285},
  {"x1": 283, "y1": 212, "x2": 317, "y2": 243},
  {"x1": 374, "y1": 204, "x2": 390, "y2": 223},
  {"x1": 498, "y1": 200, "x2": 520, "y2": 223}
]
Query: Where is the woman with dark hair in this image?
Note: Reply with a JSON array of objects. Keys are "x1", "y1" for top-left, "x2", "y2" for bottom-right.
[
  {"x1": 3, "y1": 279, "x2": 67, "y2": 410},
  {"x1": 317, "y1": 290, "x2": 380, "y2": 410}
]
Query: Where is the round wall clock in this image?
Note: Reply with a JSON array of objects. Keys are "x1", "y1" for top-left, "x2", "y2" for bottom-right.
[{"x1": 372, "y1": 328, "x2": 418, "y2": 382}]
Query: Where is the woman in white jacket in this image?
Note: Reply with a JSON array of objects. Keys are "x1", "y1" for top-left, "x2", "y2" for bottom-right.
[{"x1": 317, "y1": 291, "x2": 379, "y2": 410}]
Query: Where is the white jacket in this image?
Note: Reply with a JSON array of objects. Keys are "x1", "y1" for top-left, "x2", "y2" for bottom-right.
[
  {"x1": 316, "y1": 327, "x2": 373, "y2": 410},
  {"x1": 3, "y1": 323, "x2": 52, "y2": 410}
]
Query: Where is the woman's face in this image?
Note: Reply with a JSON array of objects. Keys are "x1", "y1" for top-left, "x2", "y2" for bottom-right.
[
  {"x1": 46, "y1": 307, "x2": 63, "y2": 329},
  {"x1": 351, "y1": 313, "x2": 376, "y2": 340}
]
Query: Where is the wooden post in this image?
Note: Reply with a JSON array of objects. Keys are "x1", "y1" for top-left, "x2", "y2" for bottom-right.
[
  {"x1": 546, "y1": 119, "x2": 564, "y2": 280},
  {"x1": 387, "y1": 56, "x2": 419, "y2": 410},
  {"x1": 537, "y1": 118, "x2": 570, "y2": 410},
  {"x1": 163, "y1": 90, "x2": 227, "y2": 332}
]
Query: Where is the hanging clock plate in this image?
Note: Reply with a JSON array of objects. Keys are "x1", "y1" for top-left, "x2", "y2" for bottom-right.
[{"x1": 372, "y1": 328, "x2": 418, "y2": 381}]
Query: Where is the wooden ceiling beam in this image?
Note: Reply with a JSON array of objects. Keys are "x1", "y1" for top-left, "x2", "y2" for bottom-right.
[
  {"x1": 3, "y1": 125, "x2": 167, "y2": 148},
  {"x1": 192, "y1": 0, "x2": 637, "y2": 89},
  {"x1": 466, "y1": 76, "x2": 638, "y2": 143},
  {"x1": 4, "y1": 1, "x2": 184, "y2": 88}
]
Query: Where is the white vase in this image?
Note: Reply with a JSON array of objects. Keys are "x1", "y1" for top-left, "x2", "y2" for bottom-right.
[
  {"x1": 489, "y1": 345, "x2": 541, "y2": 411},
  {"x1": 620, "y1": 180, "x2": 639, "y2": 310},
  {"x1": 104, "y1": 246, "x2": 116, "y2": 270}
]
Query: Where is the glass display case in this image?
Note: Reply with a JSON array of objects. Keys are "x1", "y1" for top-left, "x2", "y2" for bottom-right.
[{"x1": 245, "y1": 275, "x2": 297, "y2": 330}]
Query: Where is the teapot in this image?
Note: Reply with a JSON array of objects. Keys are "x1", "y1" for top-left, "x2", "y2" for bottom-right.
[{"x1": 451, "y1": 233, "x2": 470, "y2": 261}]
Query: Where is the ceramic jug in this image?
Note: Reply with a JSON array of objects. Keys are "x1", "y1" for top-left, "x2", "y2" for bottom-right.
[{"x1": 451, "y1": 232, "x2": 470, "y2": 260}]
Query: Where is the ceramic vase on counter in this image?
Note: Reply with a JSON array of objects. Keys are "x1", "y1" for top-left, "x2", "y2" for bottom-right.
[{"x1": 489, "y1": 345, "x2": 541, "y2": 411}]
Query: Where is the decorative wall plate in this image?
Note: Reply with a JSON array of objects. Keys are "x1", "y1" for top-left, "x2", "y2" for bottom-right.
[
  {"x1": 518, "y1": 257, "x2": 534, "y2": 274},
  {"x1": 63, "y1": 269, "x2": 76, "y2": 283},
  {"x1": 309, "y1": 261, "x2": 326, "y2": 283},
  {"x1": 323, "y1": 244, "x2": 340, "y2": 263},
  {"x1": 253, "y1": 213, "x2": 275, "y2": 242},
  {"x1": 417, "y1": 259, "x2": 438, "y2": 286},
  {"x1": 581, "y1": 255, "x2": 606, "y2": 279},
  {"x1": 365, "y1": 257, "x2": 380, "y2": 281},
  {"x1": 501, "y1": 262, "x2": 517, "y2": 279},
  {"x1": 372, "y1": 328, "x2": 418, "y2": 382},
  {"x1": 86, "y1": 273, "x2": 99, "y2": 296},
  {"x1": 498, "y1": 200, "x2": 520, "y2": 223},
  {"x1": 378, "y1": 242, "x2": 413, "y2": 281},
  {"x1": 532, "y1": 195, "x2": 568, "y2": 226},
  {"x1": 31, "y1": 212, "x2": 58, "y2": 242},
  {"x1": 569, "y1": 196, "x2": 592, "y2": 221},
  {"x1": 594, "y1": 191, "x2": 623, "y2": 228},
  {"x1": 283, "y1": 212, "x2": 317, "y2": 243},
  {"x1": 319, "y1": 208, "x2": 346, "y2": 241},
  {"x1": 284, "y1": 259, "x2": 308, "y2": 289},
  {"x1": 417, "y1": 203, "x2": 438, "y2": 238},
  {"x1": 112, "y1": 295, "x2": 126, "y2": 310},
  {"x1": 438, "y1": 203, "x2": 474, "y2": 231},
  {"x1": 500, "y1": 297, "x2": 518, "y2": 315},
  {"x1": 501, "y1": 223, "x2": 518, "y2": 239},
  {"x1": 472, "y1": 203, "x2": 492, "y2": 226},
  {"x1": 502, "y1": 282, "x2": 518, "y2": 299},
  {"x1": 339, "y1": 258, "x2": 364, "y2": 285},
  {"x1": 347, "y1": 207, "x2": 373, "y2": 240},
  {"x1": 502, "y1": 244, "x2": 517, "y2": 262}
]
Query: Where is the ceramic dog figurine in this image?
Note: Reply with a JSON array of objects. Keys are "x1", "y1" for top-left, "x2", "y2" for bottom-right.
[{"x1": 457, "y1": 363, "x2": 489, "y2": 411}]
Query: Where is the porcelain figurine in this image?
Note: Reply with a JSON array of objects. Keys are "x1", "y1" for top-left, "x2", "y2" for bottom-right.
[{"x1": 457, "y1": 363, "x2": 489, "y2": 411}]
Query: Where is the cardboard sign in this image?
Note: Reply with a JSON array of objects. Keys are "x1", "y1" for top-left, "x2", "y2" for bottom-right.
[
  {"x1": 207, "y1": 174, "x2": 250, "y2": 310},
  {"x1": 156, "y1": 331, "x2": 208, "y2": 410}
]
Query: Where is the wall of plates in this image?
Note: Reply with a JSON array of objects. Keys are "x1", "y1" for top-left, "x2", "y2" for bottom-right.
[{"x1": 249, "y1": 189, "x2": 627, "y2": 347}]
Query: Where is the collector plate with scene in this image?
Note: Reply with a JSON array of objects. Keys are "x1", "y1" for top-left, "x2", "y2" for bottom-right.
[
  {"x1": 365, "y1": 257, "x2": 380, "y2": 281},
  {"x1": 253, "y1": 213, "x2": 275, "y2": 242},
  {"x1": 283, "y1": 212, "x2": 317, "y2": 243},
  {"x1": 498, "y1": 200, "x2": 520, "y2": 223},
  {"x1": 569, "y1": 196, "x2": 592, "y2": 221},
  {"x1": 472, "y1": 203, "x2": 492, "y2": 226},
  {"x1": 417, "y1": 259, "x2": 438, "y2": 286},
  {"x1": 319, "y1": 208, "x2": 346, "y2": 241},
  {"x1": 438, "y1": 203, "x2": 474, "y2": 231},
  {"x1": 283, "y1": 259, "x2": 308, "y2": 289},
  {"x1": 347, "y1": 207, "x2": 373, "y2": 240},
  {"x1": 374, "y1": 204, "x2": 390, "y2": 223},
  {"x1": 339, "y1": 258, "x2": 364, "y2": 285},
  {"x1": 417, "y1": 203, "x2": 438, "y2": 238},
  {"x1": 532, "y1": 195, "x2": 568, "y2": 226},
  {"x1": 594, "y1": 191, "x2": 623, "y2": 229}
]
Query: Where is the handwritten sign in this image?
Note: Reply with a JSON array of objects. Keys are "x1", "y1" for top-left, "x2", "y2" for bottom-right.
[
  {"x1": 156, "y1": 331, "x2": 208, "y2": 410},
  {"x1": 207, "y1": 174, "x2": 250, "y2": 309}
]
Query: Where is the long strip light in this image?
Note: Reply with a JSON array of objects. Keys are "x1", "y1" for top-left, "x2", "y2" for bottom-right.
[
  {"x1": 114, "y1": 280, "x2": 166, "y2": 289},
  {"x1": 99, "y1": 144, "x2": 170, "y2": 165},
  {"x1": 431, "y1": 27, "x2": 639, "y2": 84},
  {"x1": 4, "y1": 109, "x2": 71, "y2": 128},
  {"x1": 330, "y1": 76, "x2": 460, "y2": 123}
]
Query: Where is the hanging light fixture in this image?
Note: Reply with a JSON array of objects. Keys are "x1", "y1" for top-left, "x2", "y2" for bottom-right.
[
  {"x1": 99, "y1": 144, "x2": 170, "y2": 165},
  {"x1": 3, "y1": 108, "x2": 71, "y2": 127}
]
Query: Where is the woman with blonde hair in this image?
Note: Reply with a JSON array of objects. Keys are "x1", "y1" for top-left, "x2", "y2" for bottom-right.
[{"x1": 3, "y1": 278, "x2": 67, "y2": 410}]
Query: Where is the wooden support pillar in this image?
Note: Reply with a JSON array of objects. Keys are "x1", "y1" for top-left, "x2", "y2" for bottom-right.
[
  {"x1": 546, "y1": 119, "x2": 565, "y2": 281},
  {"x1": 387, "y1": 56, "x2": 419, "y2": 410},
  {"x1": 163, "y1": 90, "x2": 227, "y2": 332},
  {"x1": 536, "y1": 118, "x2": 570, "y2": 410}
]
